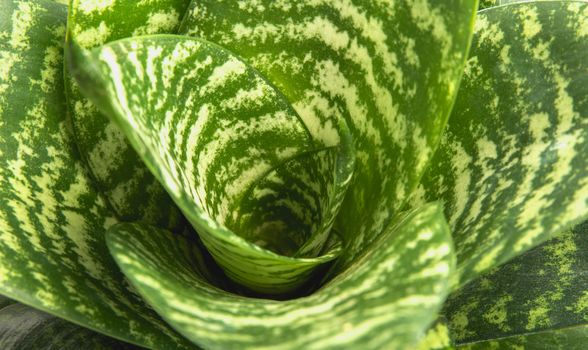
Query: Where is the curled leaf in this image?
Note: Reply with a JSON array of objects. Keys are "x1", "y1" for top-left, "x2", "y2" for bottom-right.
[
  {"x1": 107, "y1": 202, "x2": 455, "y2": 350},
  {"x1": 67, "y1": 35, "x2": 355, "y2": 294}
]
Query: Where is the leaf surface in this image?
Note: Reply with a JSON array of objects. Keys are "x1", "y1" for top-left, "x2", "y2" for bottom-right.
[
  {"x1": 0, "y1": 1, "x2": 196, "y2": 348},
  {"x1": 416, "y1": 1, "x2": 588, "y2": 284},
  {"x1": 0, "y1": 303, "x2": 139, "y2": 350},
  {"x1": 67, "y1": 35, "x2": 355, "y2": 294},
  {"x1": 179, "y1": 0, "x2": 478, "y2": 273},
  {"x1": 107, "y1": 202, "x2": 455, "y2": 350},
  {"x1": 65, "y1": 0, "x2": 191, "y2": 229},
  {"x1": 445, "y1": 219, "x2": 588, "y2": 348}
]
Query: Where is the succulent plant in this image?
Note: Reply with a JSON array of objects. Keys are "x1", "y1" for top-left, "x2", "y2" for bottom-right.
[{"x1": 0, "y1": 0, "x2": 587, "y2": 349}]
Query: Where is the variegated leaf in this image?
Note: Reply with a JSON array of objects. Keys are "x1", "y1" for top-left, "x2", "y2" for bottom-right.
[
  {"x1": 445, "y1": 219, "x2": 588, "y2": 349},
  {"x1": 479, "y1": 0, "x2": 586, "y2": 10},
  {"x1": 67, "y1": 35, "x2": 355, "y2": 294},
  {"x1": 0, "y1": 1, "x2": 195, "y2": 348},
  {"x1": 416, "y1": 317, "x2": 454, "y2": 350},
  {"x1": 415, "y1": 1, "x2": 588, "y2": 285},
  {"x1": 65, "y1": 0, "x2": 191, "y2": 229},
  {"x1": 106, "y1": 202, "x2": 455, "y2": 350},
  {"x1": 179, "y1": 0, "x2": 478, "y2": 274},
  {"x1": 457, "y1": 325, "x2": 588, "y2": 349},
  {"x1": 0, "y1": 302, "x2": 138, "y2": 349}
]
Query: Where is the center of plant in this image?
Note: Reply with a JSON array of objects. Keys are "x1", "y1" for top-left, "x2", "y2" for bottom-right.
[{"x1": 68, "y1": 36, "x2": 355, "y2": 294}]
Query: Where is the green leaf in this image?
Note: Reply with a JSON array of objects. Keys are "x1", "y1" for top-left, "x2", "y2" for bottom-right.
[
  {"x1": 0, "y1": 302, "x2": 139, "y2": 350},
  {"x1": 416, "y1": 1, "x2": 588, "y2": 285},
  {"x1": 417, "y1": 316, "x2": 454, "y2": 350},
  {"x1": 65, "y1": 0, "x2": 191, "y2": 229},
  {"x1": 179, "y1": 0, "x2": 478, "y2": 274},
  {"x1": 106, "y1": 202, "x2": 455, "y2": 350},
  {"x1": 456, "y1": 325, "x2": 588, "y2": 349},
  {"x1": 0, "y1": 296, "x2": 14, "y2": 311},
  {"x1": 479, "y1": 0, "x2": 586, "y2": 10},
  {"x1": 445, "y1": 219, "x2": 588, "y2": 348},
  {"x1": 0, "y1": 1, "x2": 195, "y2": 348},
  {"x1": 67, "y1": 34, "x2": 355, "y2": 295}
]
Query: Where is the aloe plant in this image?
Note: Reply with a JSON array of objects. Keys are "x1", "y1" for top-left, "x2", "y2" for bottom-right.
[{"x1": 0, "y1": 0, "x2": 587, "y2": 349}]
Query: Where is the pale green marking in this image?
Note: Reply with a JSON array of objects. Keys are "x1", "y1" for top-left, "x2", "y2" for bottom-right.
[
  {"x1": 520, "y1": 5, "x2": 541, "y2": 39},
  {"x1": 76, "y1": 21, "x2": 112, "y2": 48},
  {"x1": 202, "y1": 57, "x2": 247, "y2": 94},
  {"x1": 78, "y1": 0, "x2": 116, "y2": 14},
  {"x1": 483, "y1": 295, "x2": 513, "y2": 332},
  {"x1": 408, "y1": 0, "x2": 450, "y2": 43},
  {"x1": 291, "y1": 91, "x2": 341, "y2": 147},
  {"x1": 474, "y1": 15, "x2": 504, "y2": 46},
  {"x1": 570, "y1": 291, "x2": 588, "y2": 321},
  {"x1": 447, "y1": 141, "x2": 473, "y2": 228},
  {"x1": 476, "y1": 136, "x2": 498, "y2": 160},
  {"x1": 473, "y1": 242, "x2": 507, "y2": 274},
  {"x1": 10, "y1": 1, "x2": 36, "y2": 50},
  {"x1": 450, "y1": 300, "x2": 479, "y2": 341},
  {"x1": 528, "y1": 112, "x2": 550, "y2": 141},
  {"x1": 416, "y1": 320, "x2": 450, "y2": 350},
  {"x1": 526, "y1": 296, "x2": 551, "y2": 330},
  {"x1": 88, "y1": 122, "x2": 128, "y2": 180},
  {"x1": 132, "y1": 10, "x2": 181, "y2": 36}
]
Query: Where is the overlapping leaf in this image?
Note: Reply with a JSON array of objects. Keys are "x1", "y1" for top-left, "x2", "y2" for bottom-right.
[
  {"x1": 445, "y1": 219, "x2": 588, "y2": 349},
  {"x1": 0, "y1": 1, "x2": 195, "y2": 348},
  {"x1": 67, "y1": 35, "x2": 355, "y2": 294},
  {"x1": 0, "y1": 302, "x2": 138, "y2": 349},
  {"x1": 106, "y1": 202, "x2": 454, "y2": 350},
  {"x1": 65, "y1": 0, "x2": 191, "y2": 229},
  {"x1": 416, "y1": 1, "x2": 588, "y2": 285},
  {"x1": 179, "y1": 0, "x2": 478, "y2": 273}
]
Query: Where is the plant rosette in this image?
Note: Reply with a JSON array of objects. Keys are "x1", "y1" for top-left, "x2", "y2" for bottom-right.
[{"x1": 0, "y1": 0, "x2": 587, "y2": 349}]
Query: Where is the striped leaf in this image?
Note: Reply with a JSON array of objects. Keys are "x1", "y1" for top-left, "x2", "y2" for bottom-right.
[
  {"x1": 106, "y1": 202, "x2": 455, "y2": 350},
  {"x1": 65, "y1": 0, "x2": 191, "y2": 229},
  {"x1": 0, "y1": 1, "x2": 196, "y2": 348},
  {"x1": 179, "y1": 0, "x2": 478, "y2": 274},
  {"x1": 67, "y1": 35, "x2": 355, "y2": 295},
  {"x1": 445, "y1": 219, "x2": 588, "y2": 349},
  {"x1": 0, "y1": 302, "x2": 138, "y2": 350},
  {"x1": 415, "y1": 1, "x2": 588, "y2": 285}
]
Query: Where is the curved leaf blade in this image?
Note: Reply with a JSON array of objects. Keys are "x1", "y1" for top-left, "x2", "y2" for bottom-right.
[
  {"x1": 65, "y1": 0, "x2": 191, "y2": 229},
  {"x1": 0, "y1": 303, "x2": 139, "y2": 350},
  {"x1": 107, "y1": 202, "x2": 455, "y2": 350},
  {"x1": 0, "y1": 1, "x2": 195, "y2": 348},
  {"x1": 179, "y1": 0, "x2": 478, "y2": 273},
  {"x1": 67, "y1": 35, "x2": 354, "y2": 294},
  {"x1": 416, "y1": 1, "x2": 588, "y2": 285},
  {"x1": 445, "y1": 219, "x2": 588, "y2": 346}
]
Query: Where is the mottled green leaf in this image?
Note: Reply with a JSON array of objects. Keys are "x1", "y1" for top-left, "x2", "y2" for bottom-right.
[
  {"x1": 106, "y1": 202, "x2": 454, "y2": 350},
  {"x1": 416, "y1": 1, "x2": 588, "y2": 285},
  {"x1": 0, "y1": 1, "x2": 195, "y2": 348},
  {"x1": 65, "y1": 0, "x2": 191, "y2": 229},
  {"x1": 0, "y1": 303, "x2": 139, "y2": 350},
  {"x1": 445, "y1": 219, "x2": 588, "y2": 347},
  {"x1": 457, "y1": 324, "x2": 588, "y2": 349},
  {"x1": 179, "y1": 0, "x2": 478, "y2": 274},
  {"x1": 67, "y1": 35, "x2": 355, "y2": 294}
]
